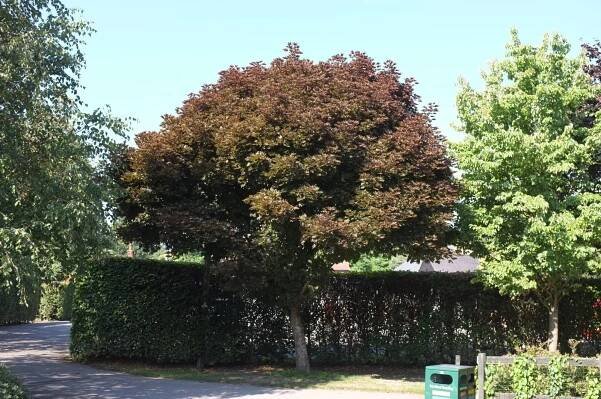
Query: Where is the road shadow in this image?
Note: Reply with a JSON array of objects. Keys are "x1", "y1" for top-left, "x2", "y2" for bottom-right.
[
  {"x1": 0, "y1": 321, "x2": 71, "y2": 361},
  {"x1": 1, "y1": 322, "x2": 423, "y2": 398},
  {"x1": 1, "y1": 322, "x2": 296, "y2": 398}
]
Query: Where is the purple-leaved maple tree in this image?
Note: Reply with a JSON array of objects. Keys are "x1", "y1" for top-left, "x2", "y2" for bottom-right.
[{"x1": 114, "y1": 44, "x2": 457, "y2": 371}]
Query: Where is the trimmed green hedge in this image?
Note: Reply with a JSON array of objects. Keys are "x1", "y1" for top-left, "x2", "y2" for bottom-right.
[
  {"x1": 0, "y1": 365, "x2": 28, "y2": 399},
  {"x1": 71, "y1": 258, "x2": 601, "y2": 366}
]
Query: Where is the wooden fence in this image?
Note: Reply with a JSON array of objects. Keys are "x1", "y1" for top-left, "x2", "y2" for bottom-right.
[{"x1": 475, "y1": 353, "x2": 601, "y2": 399}]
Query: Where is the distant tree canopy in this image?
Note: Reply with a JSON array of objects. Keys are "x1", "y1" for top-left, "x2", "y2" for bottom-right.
[
  {"x1": 350, "y1": 253, "x2": 404, "y2": 273},
  {"x1": 115, "y1": 44, "x2": 457, "y2": 371},
  {"x1": 0, "y1": 0, "x2": 126, "y2": 300},
  {"x1": 453, "y1": 31, "x2": 601, "y2": 352}
]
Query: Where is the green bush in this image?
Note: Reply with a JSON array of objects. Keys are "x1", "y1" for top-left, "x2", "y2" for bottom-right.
[
  {"x1": 0, "y1": 365, "x2": 28, "y2": 399},
  {"x1": 38, "y1": 281, "x2": 74, "y2": 321},
  {"x1": 0, "y1": 266, "x2": 40, "y2": 325},
  {"x1": 483, "y1": 353, "x2": 599, "y2": 398},
  {"x1": 349, "y1": 253, "x2": 403, "y2": 272},
  {"x1": 484, "y1": 364, "x2": 512, "y2": 399},
  {"x1": 512, "y1": 354, "x2": 539, "y2": 399},
  {"x1": 585, "y1": 369, "x2": 601, "y2": 399},
  {"x1": 71, "y1": 257, "x2": 601, "y2": 366},
  {"x1": 546, "y1": 354, "x2": 572, "y2": 397}
]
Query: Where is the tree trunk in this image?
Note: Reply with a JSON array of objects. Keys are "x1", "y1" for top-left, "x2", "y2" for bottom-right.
[
  {"x1": 548, "y1": 294, "x2": 560, "y2": 353},
  {"x1": 289, "y1": 302, "x2": 310, "y2": 372}
]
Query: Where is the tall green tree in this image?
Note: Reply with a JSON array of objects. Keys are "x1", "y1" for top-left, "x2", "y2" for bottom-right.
[
  {"x1": 115, "y1": 45, "x2": 457, "y2": 371},
  {"x1": 0, "y1": 0, "x2": 126, "y2": 306},
  {"x1": 350, "y1": 253, "x2": 404, "y2": 273},
  {"x1": 453, "y1": 31, "x2": 601, "y2": 352}
]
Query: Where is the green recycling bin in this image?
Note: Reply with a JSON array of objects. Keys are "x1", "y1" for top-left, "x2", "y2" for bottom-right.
[{"x1": 425, "y1": 364, "x2": 475, "y2": 399}]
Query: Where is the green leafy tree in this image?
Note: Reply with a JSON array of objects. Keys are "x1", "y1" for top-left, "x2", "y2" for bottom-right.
[
  {"x1": 0, "y1": 0, "x2": 126, "y2": 306},
  {"x1": 115, "y1": 45, "x2": 457, "y2": 371},
  {"x1": 453, "y1": 31, "x2": 601, "y2": 352},
  {"x1": 350, "y1": 253, "x2": 404, "y2": 272}
]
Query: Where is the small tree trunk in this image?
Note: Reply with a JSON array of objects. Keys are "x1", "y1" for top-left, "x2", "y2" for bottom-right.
[
  {"x1": 289, "y1": 302, "x2": 310, "y2": 372},
  {"x1": 548, "y1": 294, "x2": 560, "y2": 353}
]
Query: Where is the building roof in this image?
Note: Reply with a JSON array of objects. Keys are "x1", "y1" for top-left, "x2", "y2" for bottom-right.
[
  {"x1": 331, "y1": 261, "x2": 351, "y2": 272},
  {"x1": 394, "y1": 255, "x2": 479, "y2": 273}
]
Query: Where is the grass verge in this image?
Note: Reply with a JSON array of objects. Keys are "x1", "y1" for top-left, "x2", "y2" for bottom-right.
[{"x1": 89, "y1": 362, "x2": 425, "y2": 394}]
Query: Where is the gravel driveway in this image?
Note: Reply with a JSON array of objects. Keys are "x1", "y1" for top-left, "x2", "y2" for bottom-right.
[{"x1": 0, "y1": 322, "x2": 421, "y2": 399}]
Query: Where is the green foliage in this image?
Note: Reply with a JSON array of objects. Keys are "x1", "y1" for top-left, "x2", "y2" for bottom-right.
[
  {"x1": 71, "y1": 258, "x2": 601, "y2": 366},
  {"x1": 485, "y1": 358, "x2": 597, "y2": 397},
  {"x1": 453, "y1": 30, "x2": 601, "y2": 350},
  {"x1": 512, "y1": 354, "x2": 539, "y2": 399},
  {"x1": 172, "y1": 252, "x2": 205, "y2": 263},
  {"x1": 71, "y1": 257, "x2": 286, "y2": 365},
  {"x1": 0, "y1": 264, "x2": 40, "y2": 325},
  {"x1": 350, "y1": 253, "x2": 404, "y2": 273},
  {"x1": 585, "y1": 369, "x2": 601, "y2": 399},
  {"x1": 547, "y1": 354, "x2": 572, "y2": 397},
  {"x1": 484, "y1": 364, "x2": 512, "y2": 399},
  {"x1": 38, "y1": 281, "x2": 74, "y2": 321},
  {"x1": 107, "y1": 239, "x2": 205, "y2": 263},
  {"x1": 0, "y1": 365, "x2": 27, "y2": 399},
  {"x1": 0, "y1": 0, "x2": 127, "y2": 306}
]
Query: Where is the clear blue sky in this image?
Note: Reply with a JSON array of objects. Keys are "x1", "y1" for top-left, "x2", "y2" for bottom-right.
[{"x1": 65, "y1": 0, "x2": 601, "y2": 143}]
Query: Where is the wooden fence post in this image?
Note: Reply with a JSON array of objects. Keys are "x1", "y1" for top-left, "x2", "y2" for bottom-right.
[{"x1": 477, "y1": 352, "x2": 486, "y2": 399}]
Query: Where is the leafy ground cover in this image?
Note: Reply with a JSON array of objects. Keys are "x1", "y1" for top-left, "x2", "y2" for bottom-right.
[{"x1": 0, "y1": 365, "x2": 28, "y2": 399}]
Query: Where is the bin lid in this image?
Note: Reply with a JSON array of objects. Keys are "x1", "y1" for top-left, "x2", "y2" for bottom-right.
[{"x1": 426, "y1": 364, "x2": 474, "y2": 371}]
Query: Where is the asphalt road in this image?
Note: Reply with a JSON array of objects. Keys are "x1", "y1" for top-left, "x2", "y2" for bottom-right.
[{"x1": 0, "y1": 322, "x2": 421, "y2": 399}]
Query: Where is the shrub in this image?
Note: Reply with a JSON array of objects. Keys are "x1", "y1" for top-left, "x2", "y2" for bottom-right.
[
  {"x1": 483, "y1": 352, "x2": 598, "y2": 398},
  {"x1": 547, "y1": 354, "x2": 572, "y2": 397},
  {"x1": 38, "y1": 281, "x2": 74, "y2": 321},
  {"x1": 585, "y1": 369, "x2": 601, "y2": 399},
  {"x1": 349, "y1": 253, "x2": 404, "y2": 272},
  {"x1": 71, "y1": 257, "x2": 601, "y2": 366},
  {"x1": 512, "y1": 354, "x2": 539, "y2": 399},
  {"x1": 0, "y1": 266, "x2": 40, "y2": 325},
  {"x1": 484, "y1": 364, "x2": 512, "y2": 399},
  {"x1": 0, "y1": 365, "x2": 28, "y2": 399}
]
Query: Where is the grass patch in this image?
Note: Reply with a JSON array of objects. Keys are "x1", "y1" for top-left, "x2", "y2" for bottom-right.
[{"x1": 89, "y1": 362, "x2": 424, "y2": 394}]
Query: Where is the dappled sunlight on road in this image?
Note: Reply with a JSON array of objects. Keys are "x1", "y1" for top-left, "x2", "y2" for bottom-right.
[{"x1": 0, "y1": 322, "x2": 420, "y2": 399}]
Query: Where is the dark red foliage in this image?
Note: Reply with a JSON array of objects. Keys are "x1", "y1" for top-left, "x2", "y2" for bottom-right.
[
  {"x1": 584, "y1": 41, "x2": 601, "y2": 86},
  {"x1": 583, "y1": 42, "x2": 601, "y2": 181},
  {"x1": 115, "y1": 44, "x2": 457, "y2": 298}
]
